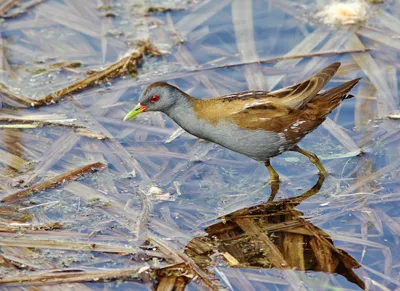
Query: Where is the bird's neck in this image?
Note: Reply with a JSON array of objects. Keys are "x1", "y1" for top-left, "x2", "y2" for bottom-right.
[{"x1": 163, "y1": 95, "x2": 202, "y2": 134}]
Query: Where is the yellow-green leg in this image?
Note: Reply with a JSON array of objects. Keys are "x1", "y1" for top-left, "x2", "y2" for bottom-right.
[
  {"x1": 265, "y1": 159, "x2": 280, "y2": 201},
  {"x1": 290, "y1": 146, "x2": 328, "y2": 177},
  {"x1": 265, "y1": 159, "x2": 280, "y2": 183}
]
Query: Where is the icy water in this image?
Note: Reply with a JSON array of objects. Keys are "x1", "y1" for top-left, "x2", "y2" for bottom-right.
[{"x1": 0, "y1": 0, "x2": 400, "y2": 290}]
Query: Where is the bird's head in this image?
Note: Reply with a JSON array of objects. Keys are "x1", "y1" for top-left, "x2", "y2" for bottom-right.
[{"x1": 123, "y1": 82, "x2": 188, "y2": 121}]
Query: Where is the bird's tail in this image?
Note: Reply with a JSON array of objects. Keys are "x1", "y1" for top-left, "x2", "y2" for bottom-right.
[{"x1": 312, "y1": 78, "x2": 361, "y2": 117}]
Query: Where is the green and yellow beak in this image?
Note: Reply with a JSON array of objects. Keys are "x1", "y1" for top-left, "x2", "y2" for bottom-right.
[{"x1": 123, "y1": 103, "x2": 148, "y2": 121}]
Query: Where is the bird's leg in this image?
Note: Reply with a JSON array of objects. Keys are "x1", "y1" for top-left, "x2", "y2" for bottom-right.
[
  {"x1": 265, "y1": 159, "x2": 280, "y2": 183},
  {"x1": 265, "y1": 160, "x2": 280, "y2": 201},
  {"x1": 290, "y1": 145, "x2": 328, "y2": 177}
]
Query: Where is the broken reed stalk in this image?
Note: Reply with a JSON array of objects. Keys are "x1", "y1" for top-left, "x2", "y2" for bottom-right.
[
  {"x1": 0, "y1": 83, "x2": 37, "y2": 107},
  {"x1": 34, "y1": 41, "x2": 161, "y2": 107},
  {"x1": 1, "y1": 162, "x2": 106, "y2": 203},
  {"x1": 1, "y1": 0, "x2": 45, "y2": 19},
  {"x1": 0, "y1": 41, "x2": 161, "y2": 108},
  {"x1": 199, "y1": 48, "x2": 371, "y2": 73},
  {"x1": 0, "y1": 266, "x2": 169, "y2": 285},
  {"x1": 0, "y1": 117, "x2": 83, "y2": 128},
  {"x1": 0, "y1": 237, "x2": 137, "y2": 254},
  {"x1": 146, "y1": 6, "x2": 186, "y2": 13},
  {"x1": 0, "y1": 117, "x2": 108, "y2": 138},
  {"x1": 73, "y1": 128, "x2": 108, "y2": 139},
  {"x1": 0, "y1": 0, "x2": 20, "y2": 17}
]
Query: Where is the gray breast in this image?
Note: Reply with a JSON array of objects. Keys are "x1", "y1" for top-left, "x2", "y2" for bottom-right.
[{"x1": 188, "y1": 119, "x2": 289, "y2": 161}]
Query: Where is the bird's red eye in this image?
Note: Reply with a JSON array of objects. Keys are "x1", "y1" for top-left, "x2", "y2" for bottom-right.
[{"x1": 150, "y1": 95, "x2": 159, "y2": 103}]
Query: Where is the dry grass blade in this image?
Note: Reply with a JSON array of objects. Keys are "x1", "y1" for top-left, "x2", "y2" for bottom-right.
[
  {"x1": 0, "y1": 82, "x2": 37, "y2": 107},
  {"x1": 376, "y1": 10, "x2": 400, "y2": 35},
  {"x1": 0, "y1": 124, "x2": 42, "y2": 128},
  {"x1": 34, "y1": 41, "x2": 161, "y2": 106},
  {"x1": 173, "y1": 45, "x2": 219, "y2": 95},
  {"x1": 378, "y1": 211, "x2": 400, "y2": 237},
  {"x1": 199, "y1": 48, "x2": 370, "y2": 75},
  {"x1": 357, "y1": 27, "x2": 400, "y2": 51},
  {"x1": 341, "y1": 159, "x2": 400, "y2": 195},
  {"x1": 136, "y1": 189, "x2": 152, "y2": 246},
  {"x1": 1, "y1": 0, "x2": 45, "y2": 19},
  {"x1": 0, "y1": 237, "x2": 137, "y2": 254},
  {"x1": 175, "y1": 0, "x2": 231, "y2": 38},
  {"x1": 232, "y1": 0, "x2": 265, "y2": 90},
  {"x1": 347, "y1": 34, "x2": 397, "y2": 117},
  {"x1": 165, "y1": 128, "x2": 185, "y2": 144},
  {"x1": 0, "y1": 265, "x2": 178, "y2": 285},
  {"x1": 322, "y1": 118, "x2": 361, "y2": 153},
  {"x1": 73, "y1": 128, "x2": 108, "y2": 140},
  {"x1": 68, "y1": 99, "x2": 150, "y2": 180},
  {"x1": 36, "y1": 2, "x2": 100, "y2": 38},
  {"x1": 0, "y1": 147, "x2": 28, "y2": 171},
  {"x1": 23, "y1": 133, "x2": 82, "y2": 186},
  {"x1": 1, "y1": 162, "x2": 106, "y2": 203},
  {"x1": 0, "y1": 35, "x2": 18, "y2": 80},
  {"x1": 355, "y1": 80, "x2": 376, "y2": 133},
  {"x1": 363, "y1": 265, "x2": 400, "y2": 288},
  {"x1": 0, "y1": 0, "x2": 19, "y2": 17},
  {"x1": 296, "y1": 29, "x2": 353, "y2": 82},
  {"x1": 146, "y1": 6, "x2": 185, "y2": 13},
  {"x1": 0, "y1": 117, "x2": 83, "y2": 128},
  {"x1": 64, "y1": 181, "x2": 139, "y2": 233},
  {"x1": 267, "y1": 27, "x2": 330, "y2": 90}
]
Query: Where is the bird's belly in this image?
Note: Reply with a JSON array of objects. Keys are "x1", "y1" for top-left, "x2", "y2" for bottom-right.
[{"x1": 187, "y1": 120, "x2": 291, "y2": 161}]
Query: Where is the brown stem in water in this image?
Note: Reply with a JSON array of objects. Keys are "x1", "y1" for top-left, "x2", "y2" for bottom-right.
[
  {"x1": 0, "y1": 0, "x2": 20, "y2": 17},
  {"x1": 34, "y1": 41, "x2": 161, "y2": 107},
  {"x1": 1, "y1": 0, "x2": 45, "y2": 19},
  {"x1": 0, "y1": 83, "x2": 37, "y2": 107},
  {"x1": 0, "y1": 117, "x2": 83, "y2": 128},
  {"x1": 0, "y1": 264, "x2": 180, "y2": 285},
  {"x1": 199, "y1": 48, "x2": 371, "y2": 73},
  {"x1": 1, "y1": 162, "x2": 107, "y2": 203}
]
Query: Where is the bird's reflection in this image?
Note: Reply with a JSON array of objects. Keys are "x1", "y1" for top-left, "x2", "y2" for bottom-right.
[{"x1": 181, "y1": 175, "x2": 365, "y2": 290}]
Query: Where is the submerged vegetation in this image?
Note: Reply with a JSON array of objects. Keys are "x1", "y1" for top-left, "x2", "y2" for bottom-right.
[{"x1": 0, "y1": 0, "x2": 399, "y2": 290}]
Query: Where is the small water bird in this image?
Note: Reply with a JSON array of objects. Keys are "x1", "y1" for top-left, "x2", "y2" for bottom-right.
[{"x1": 124, "y1": 62, "x2": 360, "y2": 185}]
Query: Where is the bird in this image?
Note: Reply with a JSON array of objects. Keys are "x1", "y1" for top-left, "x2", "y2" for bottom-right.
[{"x1": 123, "y1": 62, "x2": 360, "y2": 188}]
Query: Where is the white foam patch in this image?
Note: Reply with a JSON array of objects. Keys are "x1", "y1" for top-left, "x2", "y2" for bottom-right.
[{"x1": 316, "y1": 0, "x2": 369, "y2": 25}]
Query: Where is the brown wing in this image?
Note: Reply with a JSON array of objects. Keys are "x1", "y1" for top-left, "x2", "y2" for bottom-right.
[
  {"x1": 270, "y1": 62, "x2": 341, "y2": 109},
  {"x1": 227, "y1": 100, "x2": 324, "y2": 143},
  {"x1": 228, "y1": 100, "x2": 301, "y2": 131},
  {"x1": 228, "y1": 100, "x2": 291, "y2": 120},
  {"x1": 216, "y1": 62, "x2": 341, "y2": 109},
  {"x1": 192, "y1": 95, "x2": 289, "y2": 126},
  {"x1": 227, "y1": 77, "x2": 361, "y2": 143}
]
